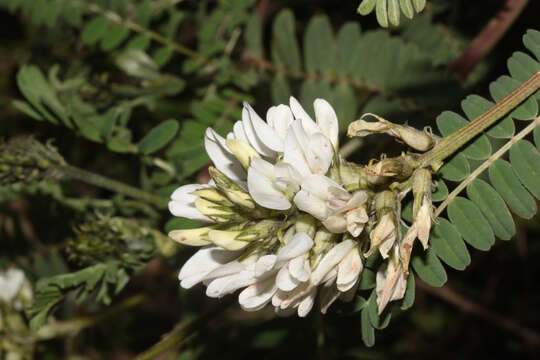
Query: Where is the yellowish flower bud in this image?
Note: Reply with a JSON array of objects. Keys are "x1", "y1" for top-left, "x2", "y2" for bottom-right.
[
  {"x1": 208, "y1": 229, "x2": 250, "y2": 250},
  {"x1": 209, "y1": 167, "x2": 256, "y2": 209},
  {"x1": 169, "y1": 227, "x2": 213, "y2": 246},
  {"x1": 225, "y1": 138, "x2": 260, "y2": 170}
]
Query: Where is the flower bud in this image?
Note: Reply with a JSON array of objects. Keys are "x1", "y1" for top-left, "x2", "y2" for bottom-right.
[
  {"x1": 194, "y1": 197, "x2": 246, "y2": 223},
  {"x1": 169, "y1": 227, "x2": 213, "y2": 246},
  {"x1": 226, "y1": 139, "x2": 260, "y2": 170},
  {"x1": 209, "y1": 167, "x2": 256, "y2": 209}
]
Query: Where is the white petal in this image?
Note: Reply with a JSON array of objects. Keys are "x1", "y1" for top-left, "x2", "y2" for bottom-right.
[
  {"x1": 306, "y1": 133, "x2": 333, "y2": 175},
  {"x1": 311, "y1": 240, "x2": 356, "y2": 285},
  {"x1": 267, "y1": 104, "x2": 294, "y2": 140},
  {"x1": 239, "y1": 276, "x2": 277, "y2": 311},
  {"x1": 322, "y1": 214, "x2": 347, "y2": 233},
  {"x1": 247, "y1": 166, "x2": 291, "y2": 210},
  {"x1": 288, "y1": 257, "x2": 311, "y2": 282},
  {"x1": 289, "y1": 96, "x2": 318, "y2": 135},
  {"x1": 202, "y1": 261, "x2": 245, "y2": 281},
  {"x1": 178, "y1": 246, "x2": 240, "y2": 289},
  {"x1": 283, "y1": 125, "x2": 311, "y2": 177},
  {"x1": 169, "y1": 184, "x2": 211, "y2": 222},
  {"x1": 319, "y1": 283, "x2": 340, "y2": 314},
  {"x1": 168, "y1": 201, "x2": 211, "y2": 222},
  {"x1": 206, "y1": 269, "x2": 257, "y2": 298},
  {"x1": 276, "y1": 266, "x2": 300, "y2": 291},
  {"x1": 204, "y1": 128, "x2": 246, "y2": 182},
  {"x1": 337, "y1": 248, "x2": 363, "y2": 292},
  {"x1": 250, "y1": 157, "x2": 275, "y2": 178},
  {"x1": 314, "y1": 99, "x2": 339, "y2": 149},
  {"x1": 233, "y1": 120, "x2": 249, "y2": 143},
  {"x1": 297, "y1": 287, "x2": 316, "y2": 317},
  {"x1": 340, "y1": 278, "x2": 360, "y2": 302},
  {"x1": 242, "y1": 104, "x2": 276, "y2": 158},
  {"x1": 250, "y1": 107, "x2": 284, "y2": 152},
  {"x1": 255, "y1": 255, "x2": 277, "y2": 278},
  {"x1": 276, "y1": 232, "x2": 314, "y2": 262},
  {"x1": 294, "y1": 190, "x2": 329, "y2": 220}
]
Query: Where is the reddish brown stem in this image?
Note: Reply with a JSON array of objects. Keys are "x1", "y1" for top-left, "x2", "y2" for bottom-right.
[{"x1": 449, "y1": 0, "x2": 530, "y2": 80}]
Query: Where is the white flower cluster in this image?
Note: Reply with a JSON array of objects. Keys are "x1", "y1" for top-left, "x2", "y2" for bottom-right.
[{"x1": 169, "y1": 97, "x2": 433, "y2": 316}]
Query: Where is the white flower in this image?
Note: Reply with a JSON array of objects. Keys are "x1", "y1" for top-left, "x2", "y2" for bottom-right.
[
  {"x1": 294, "y1": 175, "x2": 368, "y2": 236},
  {"x1": 168, "y1": 184, "x2": 213, "y2": 223},
  {"x1": 0, "y1": 268, "x2": 26, "y2": 304},
  {"x1": 366, "y1": 213, "x2": 397, "y2": 259},
  {"x1": 247, "y1": 157, "x2": 301, "y2": 210}
]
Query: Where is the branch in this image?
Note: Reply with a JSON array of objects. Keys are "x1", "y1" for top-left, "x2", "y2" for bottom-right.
[
  {"x1": 416, "y1": 279, "x2": 540, "y2": 346},
  {"x1": 449, "y1": 0, "x2": 530, "y2": 80}
]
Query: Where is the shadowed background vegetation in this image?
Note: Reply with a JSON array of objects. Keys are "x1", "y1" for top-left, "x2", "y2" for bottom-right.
[{"x1": 1, "y1": 0, "x2": 539, "y2": 359}]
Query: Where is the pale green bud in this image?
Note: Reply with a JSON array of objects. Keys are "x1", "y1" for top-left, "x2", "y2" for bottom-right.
[
  {"x1": 225, "y1": 138, "x2": 260, "y2": 170},
  {"x1": 209, "y1": 167, "x2": 256, "y2": 209},
  {"x1": 168, "y1": 226, "x2": 213, "y2": 246}
]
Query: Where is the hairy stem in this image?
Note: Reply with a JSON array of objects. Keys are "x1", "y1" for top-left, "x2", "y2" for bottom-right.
[
  {"x1": 57, "y1": 164, "x2": 169, "y2": 208},
  {"x1": 419, "y1": 70, "x2": 540, "y2": 168},
  {"x1": 435, "y1": 116, "x2": 540, "y2": 216}
]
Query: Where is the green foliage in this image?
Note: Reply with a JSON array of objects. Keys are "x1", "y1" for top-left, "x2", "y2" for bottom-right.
[
  {"x1": 357, "y1": 0, "x2": 427, "y2": 28},
  {"x1": 265, "y1": 9, "x2": 461, "y2": 130},
  {"x1": 31, "y1": 216, "x2": 159, "y2": 329},
  {"x1": 406, "y1": 29, "x2": 540, "y2": 290}
]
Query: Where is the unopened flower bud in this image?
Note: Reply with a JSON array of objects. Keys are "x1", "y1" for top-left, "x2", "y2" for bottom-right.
[
  {"x1": 226, "y1": 139, "x2": 260, "y2": 170},
  {"x1": 194, "y1": 197, "x2": 246, "y2": 223},
  {"x1": 209, "y1": 167, "x2": 256, "y2": 209}
]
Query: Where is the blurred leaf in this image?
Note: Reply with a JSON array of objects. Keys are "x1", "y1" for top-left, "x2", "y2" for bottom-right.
[{"x1": 138, "y1": 119, "x2": 180, "y2": 154}]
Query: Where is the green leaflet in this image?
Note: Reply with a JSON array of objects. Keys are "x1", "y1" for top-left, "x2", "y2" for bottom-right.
[
  {"x1": 271, "y1": 9, "x2": 302, "y2": 72},
  {"x1": 304, "y1": 16, "x2": 336, "y2": 75},
  {"x1": 466, "y1": 179, "x2": 516, "y2": 240},
  {"x1": 81, "y1": 16, "x2": 109, "y2": 45},
  {"x1": 361, "y1": 305, "x2": 376, "y2": 347},
  {"x1": 509, "y1": 140, "x2": 540, "y2": 199},
  {"x1": 100, "y1": 23, "x2": 130, "y2": 51},
  {"x1": 400, "y1": 273, "x2": 416, "y2": 310},
  {"x1": 336, "y1": 22, "x2": 362, "y2": 78},
  {"x1": 431, "y1": 179, "x2": 449, "y2": 202},
  {"x1": 430, "y1": 218, "x2": 471, "y2": 270},
  {"x1": 368, "y1": 291, "x2": 392, "y2": 329},
  {"x1": 137, "y1": 119, "x2": 180, "y2": 155},
  {"x1": 534, "y1": 125, "x2": 540, "y2": 151},
  {"x1": 447, "y1": 197, "x2": 495, "y2": 251},
  {"x1": 489, "y1": 160, "x2": 537, "y2": 219},
  {"x1": 438, "y1": 152, "x2": 470, "y2": 181},
  {"x1": 358, "y1": 0, "x2": 428, "y2": 27},
  {"x1": 411, "y1": 248, "x2": 447, "y2": 287}
]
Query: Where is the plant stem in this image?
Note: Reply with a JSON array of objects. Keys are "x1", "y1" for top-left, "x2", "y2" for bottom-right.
[
  {"x1": 435, "y1": 116, "x2": 540, "y2": 216},
  {"x1": 36, "y1": 294, "x2": 147, "y2": 340},
  {"x1": 419, "y1": 70, "x2": 540, "y2": 168},
  {"x1": 57, "y1": 164, "x2": 169, "y2": 208}
]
